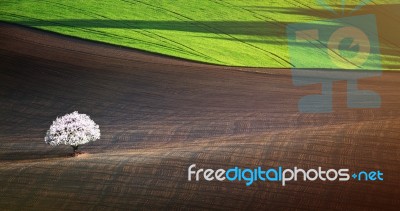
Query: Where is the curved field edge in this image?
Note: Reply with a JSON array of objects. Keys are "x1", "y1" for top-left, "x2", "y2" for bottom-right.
[
  {"x1": 0, "y1": 0, "x2": 399, "y2": 69},
  {"x1": 1, "y1": 22, "x2": 400, "y2": 210}
]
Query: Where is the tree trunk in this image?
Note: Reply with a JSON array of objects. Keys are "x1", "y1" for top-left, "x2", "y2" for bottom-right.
[{"x1": 72, "y1": 145, "x2": 79, "y2": 153}]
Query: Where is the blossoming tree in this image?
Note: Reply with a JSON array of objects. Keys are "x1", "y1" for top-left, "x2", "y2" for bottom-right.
[{"x1": 45, "y1": 111, "x2": 100, "y2": 154}]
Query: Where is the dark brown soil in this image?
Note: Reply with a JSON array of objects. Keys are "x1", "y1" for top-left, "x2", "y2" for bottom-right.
[{"x1": 0, "y1": 22, "x2": 399, "y2": 210}]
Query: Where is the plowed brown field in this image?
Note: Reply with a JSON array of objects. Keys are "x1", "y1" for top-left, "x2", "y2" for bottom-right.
[{"x1": 0, "y1": 22, "x2": 399, "y2": 210}]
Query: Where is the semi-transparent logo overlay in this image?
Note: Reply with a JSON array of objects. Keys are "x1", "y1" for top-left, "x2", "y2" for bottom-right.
[{"x1": 286, "y1": 2, "x2": 381, "y2": 113}]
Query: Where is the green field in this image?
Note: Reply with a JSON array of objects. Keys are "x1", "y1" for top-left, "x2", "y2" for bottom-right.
[{"x1": 0, "y1": 0, "x2": 399, "y2": 69}]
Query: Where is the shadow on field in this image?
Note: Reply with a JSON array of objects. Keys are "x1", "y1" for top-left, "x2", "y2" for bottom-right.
[
  {"x1": 0, "y1": 150, "x2": 70, "y2": 161},
  {"x1": 14, "y1": 3, "x2": 399, "y2": 69},
  {"x1": 15, "y1": 20, "x2": 288, "y2": 37}
]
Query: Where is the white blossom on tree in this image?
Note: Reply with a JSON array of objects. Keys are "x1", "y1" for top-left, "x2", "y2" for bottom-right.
[{"x1": 45, "y1": 111, "x2": 100, "y2": 153}]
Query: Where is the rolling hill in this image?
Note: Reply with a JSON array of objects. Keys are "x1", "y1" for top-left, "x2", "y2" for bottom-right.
[
  {"x1": 0, "y1": 0, "x2": 399, "y2": 69},
  {"x1": 0, "y1": 22, "x2": 399, "y2": 210}
]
